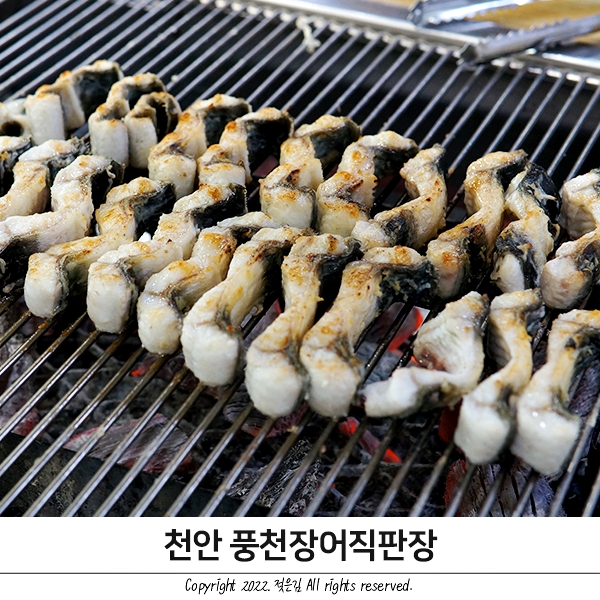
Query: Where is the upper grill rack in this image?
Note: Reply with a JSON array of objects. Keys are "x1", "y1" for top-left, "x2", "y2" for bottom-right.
[{"x1": 0, "y1": 0, "x2": 599, "y2": 516}]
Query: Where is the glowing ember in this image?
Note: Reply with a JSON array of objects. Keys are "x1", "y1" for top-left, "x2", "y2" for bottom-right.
[{"x1": 338, "y1": 417, "x2": 401, "y2": 464}]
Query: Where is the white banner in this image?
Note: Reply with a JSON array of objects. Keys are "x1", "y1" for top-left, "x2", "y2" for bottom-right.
[{"x1": 0, "y1": 517, "x2": 598, "y2": 598}]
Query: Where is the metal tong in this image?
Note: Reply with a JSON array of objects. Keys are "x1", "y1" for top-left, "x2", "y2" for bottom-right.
[
  {"x1": 461, "y1": 13, "x2": 600, "y2": 63},
  {"x1": 408, "y1": 0, "x2": 535, "y2": 26}
]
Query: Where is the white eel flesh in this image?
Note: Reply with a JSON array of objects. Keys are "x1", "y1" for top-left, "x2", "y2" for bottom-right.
[
  {"x1": 541, "y1": 169, "x2": 600, "y2": 309},
  {"x1": 88, "y1": 73, "x2": 177, "y2": 168},
  {"x1": 454, "y1": 289, "x2": 544, "y2": 464},
  {"x1": 491, "y1": 162, "x2": 560, "y2": 292},
  {"x1": 351, "y1": 144, "x2": 447, "y2": 251},
  {"x1": 86, "y1": 182, "x2": 246, "y2": 333},
  {"x1": 181, "y1": 226, "x2": 305, "y2": 387},
  {"x1": 299, "y1": 246, "x2": 434, "y2": 418},
  {"x1": 511, "y1": 309, "x2": 600, "y2": 475},
  {"x1": 246, "y1": 233, "x2": 359, "y2": 418},
  {"x1": 259, "y1": 115, "x2": 360, "y2": 228},
  {"x1": 315, "y1": 131, "x2": 418, "y2": 236},
  {"x1": 24, "y1": 178, "x2": 175, "y2": 318},
  {"x1": 137, "y1": 211, "x2": 278, "y2": 355},
  {"x1": 19, "y1": 60, "x2": 123, "y2": 144},
  {"x1": 148, "y1": 94, "x2": 250, "y2": 199},
  {"x1": 426, "y1": 150, "x2": 528, "y2": 299},
  {"x1": 0, "y1": 137, "x2": 87, "y2": 221},
  {"x1": 0, "y1": 136, "x2": 33, "y2": 194},
  {"x1": 0, "y1": 154, "x2": 118, "y2": 287},
  {"x1": 87, "y1": 106, "x2": 291, "y2": 333},
  {"x1": 363, "y1": 291, "x2": 489, "y2": 418},
  {"x1": 198, "y1": 107, "x2": 293, "y2": 187}
]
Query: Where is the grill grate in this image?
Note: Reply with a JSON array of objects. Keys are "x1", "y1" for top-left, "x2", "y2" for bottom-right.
[{"x1": 0, "y1": 0, "x2": 600, "y2": 517}]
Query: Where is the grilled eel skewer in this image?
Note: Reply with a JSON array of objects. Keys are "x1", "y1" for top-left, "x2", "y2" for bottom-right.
[
  {"x1": 148, "y1": 94, "x2": 250, "y2": 199},
  {"x1": 454, "y1": 289, "x2": 544, "y2": 464},
  {"x1": 137, "y1": 212, "x2": 278, "y2": 355},
  {"x1": 315, "y1": 131, "x2": 418, "y2": 236},
  {"x1": 300, "y1": 246, "x2": 434, "y2": 418},
  {"x1": 87, "y1": 106, "x2": 292, "y2": 333},
  {"x1": 260, "y1": 115, "x2": 360, "y2": 229},
  {"x1": 351, "y1": 144, "x2": 447, "y2": 251},
  {"x1": 137, "y1": 115, "x2": 359, "y2": 356},
  {"x1": 363, "y1": 291, "x2": 489, "y2": 418},
  {"x1": 0, "y1": 138, "x2": 87, "y2": 220},
  {"x1": 181, "y1": 226, "x2": 305, "y2": 387},
  {"x1": 491, "y1": 162, "x2": 560, "y2": 292},
  {"x1": 88, "y1": 73, "x2": 181, "y2": 169},
  {"x1": 246, "y1": 233, "x2": 359, "y2": 418},
  {"x1": 0, "y1": 60, "x2": 122, "y2": 144},
  {"x1": 541, "y1": 169, "x2": 600, "y2": 309},
  {"x1": 511, "y1": 309, "x2": 600, "y2": 475},
  {"x1": 24, "y1": 177, "x2": 175, "y2": 318},
  {"x1": 0, "y1": 154, "x2": 120, "y2": 287},
  {"x1": 427, "y1": 150, "x2": 528, "y2": 299}
]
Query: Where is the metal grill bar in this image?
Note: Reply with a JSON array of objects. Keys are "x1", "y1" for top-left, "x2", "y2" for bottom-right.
[
  {"x1": 0, "y1": 328, "x2": 137, "y2": 513},
  {"x1": 547, "y1": 84, "x2": 600, "y2": 177},
  {"x1": 583, "y1": 468, "x2": 600, "y2": 516},
  {"x1": 444, "y1": 463, "x2": 475, "y2": 517},
  {"x1": 548, "y1": 391, "x2": 600, "y2": 516},
  {"x1": 528, "y1": 79, "x2": 587, "y2": 164},
  {"x1": 293, "y1": 34, "x2": 383, "y2": 123},
  {"x1": 477, "y1": 460, "x2": 511, "y2": 517},
  {"x1": 511, "y1": 474, "x2": 539, "y2": 517},
  {"x1": 0, "y1": 313, "x2": 88, "y2": 427},
  {"x1": 372, "y1": 416, "x2": 437, "y2": 516},
  {"x1": 360, "y1": 47, "x2": 437, "y2": 132},
  {"x1": 93, "y1": 368, "x2": 204, "y2": 517},
  {"x1": 338, "y1": 420, "x2": 399, "y2": 517},
  {"x1": 261, "y1": 26, "x2": 351, "y2": 108},
  {"x1": 199, "y1": 414, "x2": 276, "y2": 517},
  {"x1": 0, "y1": 0, "x2": 598, "y2": 517},
  {"x1": 1, "y1": 0, "x2": 129, "y2": 96},
  {"x1": 242, "y1": 22, "x2": 331, "y2": 104},
  {"x1": 303, "y1": 419, "x2": 371, "y2": 517},
  {"x1": 0, "y1": 0, "x2": 74, "y2": 55},
  {"x1": 233, "y1": 409, "x2": 313, "y2": 517},
  {"x1": 25, "y1": 346, "x2": 160, "y2": 516},
  {"x1": 409, "y1": 442, "x2": 455, "y2": 517},
  {"x1": 198, "y1": 18, "x2": 301, "y2": 100}
]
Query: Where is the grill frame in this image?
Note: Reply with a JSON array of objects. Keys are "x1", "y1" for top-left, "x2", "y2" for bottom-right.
[{"x1": 0, "y1": 0, "x2": 599, "y2": 517}]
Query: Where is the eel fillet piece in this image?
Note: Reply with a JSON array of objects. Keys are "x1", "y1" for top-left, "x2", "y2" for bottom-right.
[
  {"x1": 363, "y1": 291, "x2": 489, "y2": 418},
  {"x1": 21, "y1": 60, "x2": 123, "y2": 144},
  {"x1": 181, "y1": 227, "x2": 304, "y2": 387},
  {"x1": 299, "y1": 246, "x2": 434, "y2": 418},
  {"x1": 89, "y1": 107, "x2": 289, "y2": 333},
  {"x1": 0, "y1": 154, "x2": 118, "y2": 287},
  {"x1": 0, "y1": 135, "x2": 33, "y2": 195},
  {"x1": 148, "y1": 94, "x2": 250, "y2": 199},
  {"x1": 491, "y1": 163, "x2": 560, "y2": 292},
  {"x1": 25, "y1": 177, "x2": 175, "y2": 318},
  {"x1": 315, "y1": 131, "x2": 418, "y2": 236},
  {"x1": 122, "y1": 92, "x2": 181, "y2": 169},
  {"x1": 198, "y1": 107, "x2": 293, "y2": 187},
  {"x1": 352, "y1": 144, "x2": 447, "y2": 251},
  {"x1": 260, "y1": 115, "x2": 360, "y2": 228},
  {"x1": 86, "y1": 182, "x2": 245, "y2": 333},
  {"x1": 541, "y1": 169, "x2": 600, "y2": 309},
  {"x1": 427, "y1": 150, "x2": 528, "y2": 299},
  {"x1": 511, "y1": 309, "x2": 600, "y2": 475},
  {"x1": 246, "y1": 233, "x2": 359, "y2": 418},
  {"x1": 137, "y1": 212, "x2": 278, "y2": 355},
  {"x1": 454, "y1": 289, "x2": 543, "y2": 464},
  {"x1": 88, "y1": 73, "x2": 178, "y2": 167},
  {"x1": 0, "y1": 137, "x2": 87, "y2": 221}
]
